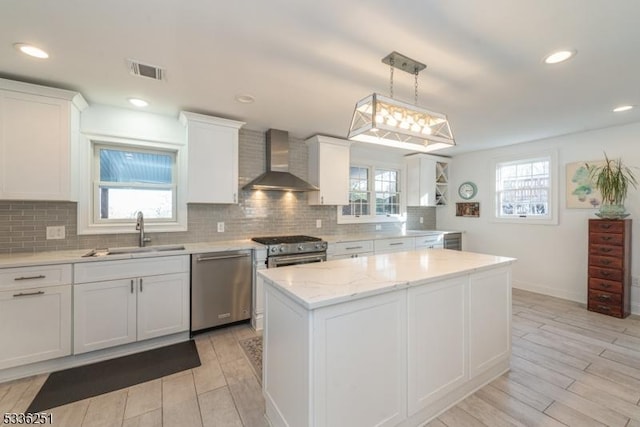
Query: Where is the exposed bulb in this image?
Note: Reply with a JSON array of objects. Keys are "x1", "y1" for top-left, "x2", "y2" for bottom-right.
[{"x1": 422, "y1": 126, "x2": 433, "y2": 135}]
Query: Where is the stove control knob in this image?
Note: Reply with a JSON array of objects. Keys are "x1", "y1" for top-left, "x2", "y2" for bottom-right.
[
  {"x1": 321, "y1": 242, "x2": 327, "y2": 249},
  {"x1": 270, "y1": 247, "x2": 278, "y2": 253},
  {"x1": 298, "y1": 245, "x2": 304, "y2": 251},
  {"x1": 315, "y1": 243, "x2": 321, "y2": 249},
  {"x1": 279, "y1": 246, "x2": 286, "y2": 252}
]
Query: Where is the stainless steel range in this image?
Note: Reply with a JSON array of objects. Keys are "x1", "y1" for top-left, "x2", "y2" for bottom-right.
[{"x1": 252, "y1": 235, "x2": 327, "y2": 268}]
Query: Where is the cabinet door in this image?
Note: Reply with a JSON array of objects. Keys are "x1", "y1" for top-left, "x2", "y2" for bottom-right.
[
  {"x1": 406, "y1": 155, "x2": 436, "y2": 207},
  {"x1": 74, "y1": 279, "x2": 137, "y2": 354},
  {"x1": 0, "y1": 91, "x2": 71, "y2": 200},
  {"x1": 137, "y1": 273, "x2": 189, "y2": 340},
  {"x1": 313, "y1": 291, "x2": 407, "y2": 427},
  {"x1": 184, "y1": 115, "x2": 242, "y2": 204},
  {"x1": 0, "y1": 285, "x2": 71, "y2": 370},
  {"x1": 307, "y1": 136, "x2": 350, "y2": 205},
  {"x1": 468, "y1": 267, "x2": 511, "y2": 377},
  {"x1": 407, "y1": 277, "x2": 467, "y2": 415}
]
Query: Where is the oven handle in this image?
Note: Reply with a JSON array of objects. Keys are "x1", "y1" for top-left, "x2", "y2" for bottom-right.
[{"x1": 270, "y1": 253, "x2": 326, "y2": 267}]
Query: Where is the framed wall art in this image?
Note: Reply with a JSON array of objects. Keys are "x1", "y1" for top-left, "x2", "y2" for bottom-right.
[
  {"x1": 566, "y1": 161, "x2": 603, "y2": 209},
  {"x1": 456, "y1": 202, "x2": 480, "y2": 217}
]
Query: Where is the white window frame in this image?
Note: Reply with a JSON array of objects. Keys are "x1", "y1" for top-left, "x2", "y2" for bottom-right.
[
  {"x1": 337, "y1": 164, "x2": 406, "y2": 224},
  {"x1": 77, "y1": 134, "x2": 188, "y2": 235},
  {"x1": 490, "y1": 149, "x2": 558, "y2": 225}
]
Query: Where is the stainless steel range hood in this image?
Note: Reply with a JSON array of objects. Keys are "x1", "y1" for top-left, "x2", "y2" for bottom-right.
[{"x1": 243, "y1": 129, "x2": 319, "y2": 191}]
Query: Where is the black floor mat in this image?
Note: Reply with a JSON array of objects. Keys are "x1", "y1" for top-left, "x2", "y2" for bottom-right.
[{"x1": 27, "y1": 340, "x2": 201, "y2": 413}]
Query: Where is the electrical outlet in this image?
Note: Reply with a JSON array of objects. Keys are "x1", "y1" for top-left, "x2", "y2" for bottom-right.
[
  {"x1": 217, "y1": 222, "x2": 225, "y2": 232},
  {"x1": 420, "y1": 217, "x2": 424, "y2": 224},
  {"x1": 46, "y1": 226, "x2": 65, "y2": 240},
  {"x1": 375, "y1": 224, "x2": 382, "y2": 231},
  {"x1": 316, "y1": 219, "x2": 322, "y2": 228},
  {"x1": 633, "y1": 276, "x2": 639, "y2": 286}
]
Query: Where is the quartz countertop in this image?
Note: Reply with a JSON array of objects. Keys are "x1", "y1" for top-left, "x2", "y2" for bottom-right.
[
  {"x1": 259, "y1": 249, "x2": 515, "y2": 310},
  {"x1": 0, "y1": 239, "x2": 262, "y2": 269},
  {"x1": 320, "y1": 229, "x2": 461, "y2": 244}
]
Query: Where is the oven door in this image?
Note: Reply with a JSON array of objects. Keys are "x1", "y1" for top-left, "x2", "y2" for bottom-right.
[{"x1": 268, "y1": 252, "x2": 326, "y2": 268}]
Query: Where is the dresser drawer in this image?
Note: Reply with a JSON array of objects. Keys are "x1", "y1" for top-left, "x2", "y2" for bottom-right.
[
  {"x1": 589, "y1": 220, "x2": 625, "y2": 234},
  {"x1": 589, "y1": 244, "x2": 623, "y2": 258},
  {"x1": 588, "y1": 266, "x2": 622, "y2": 282},
  {"x1": 589, "y1": 278, "x2": 623, "y2": 294},
  {"x1": 589, "y1": 232, "x2": 624, "y2": 246},
  {"x1": 589, "y1": 289, "x2": 622, "y2": 305},
  {"x1": 589, "y1": 255, "x2": 623, "y2": 269},
  {"x1": 588, "y1": 300, "x2": 623, "y2": 317}
]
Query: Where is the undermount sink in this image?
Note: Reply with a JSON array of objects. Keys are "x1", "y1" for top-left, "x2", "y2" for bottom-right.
[{"x1": 82, "y1": 244, "x2": 186, "y2": 257}]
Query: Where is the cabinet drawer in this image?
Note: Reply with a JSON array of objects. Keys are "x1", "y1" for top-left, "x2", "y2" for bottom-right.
[
  {"x1": 589, "y1": 255, "x2": 622, "y2": 269},
  {"x1": 589, "y1": 232, "x2": 624, "y2": 246},
  {"x1": 589, "y1": 220, "x2": 625, "y2": 234},
  {"x1": 588, "y1": 266, "x2": 622, "y2": 282},
  {"x1": 589, "y1": 278, "x2": 623, "y2": 294},
  {"x1": 415, "y1": 234, "x2": 444, "y2": 249},
  {"x1": 589, "y1": 244, "x2": 623, "y2": 258},
  {"x1": 74, "y1": 255, "x2": 189, "y2": 284},
  {"x1": 374, "y1": 237, "x2": 415, "y2": 253},
  {"x1": 588, "y1": 300, "x2": 622, "y2": 317},
  {"x1": 589, "y1": 289, "x2": 622, "y2": 305},
  {"x1": 0, "y1": 264, "x2": 72, "y2": 290},
  {"x1": 328, "y1": 240, "x2": 374, "y2": 256}
]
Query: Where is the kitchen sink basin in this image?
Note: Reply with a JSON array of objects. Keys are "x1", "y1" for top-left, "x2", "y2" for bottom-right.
[{"x1": 82, "y1": 244, "x2": 186, "y2": 257}]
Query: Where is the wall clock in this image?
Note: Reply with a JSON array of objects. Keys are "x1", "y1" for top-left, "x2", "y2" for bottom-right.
[{"x1": 458, "y1": 182, "x2": 477, "y2": 200}]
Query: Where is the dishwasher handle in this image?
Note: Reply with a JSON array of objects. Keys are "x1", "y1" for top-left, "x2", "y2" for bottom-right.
[{"x1": 196, "y1": 253, "x2": 251, "y2": 262}]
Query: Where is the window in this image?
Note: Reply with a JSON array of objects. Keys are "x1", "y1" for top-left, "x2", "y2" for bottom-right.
[
  {"x1": 94, "y1": 145, "x2": 177, "y2": 223},
  {"x1": 492, "y1": 151, "x2": 557, "y2": 224},
  {"x1": 340, "y1": 165, "x2": 402, "y2": 223}
]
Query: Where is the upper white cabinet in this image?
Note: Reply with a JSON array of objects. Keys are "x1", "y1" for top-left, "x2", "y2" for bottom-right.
[
  {"x1": 405, "y1": 154, "x2": 449, "y2": 207},
  {"x1": 180, "y1": 111, "x2": 244, "y2": 204},
  {"x1": 305, "y1": 135, "x2": 350, "y2": 205},
  {"x1": 0, "y1": 78, "x2": 87, "y2": 201}
]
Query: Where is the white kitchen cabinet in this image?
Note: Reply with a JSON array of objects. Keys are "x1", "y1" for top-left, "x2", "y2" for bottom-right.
[
  {"x1": 73, "y1": 256, "x2": 190, "y2": 354},
  {"x1": 0, "y1": 78, "x2": 87, "y2": 201},
  {"x1": 407, "y1": 277, "x2": 467, "y2": 415},
  {"x1": 306, "y1": 135, "x2": 350, "y2": 205},
  {"x1": 252, "y1": 248, "x2": 267, "y2": 331},
  {"x1": 405, "y1": 154, "x2": 449, "y2": 207},
  {"x1": 374, "y1": 237, "x2": 415, "y2": 254},
  {"x1": 180, "y1": 111, "x2": 245, "y2": 204},
  {"x1": 326, "y1": 240, "x2": 374, "y2": 260},
  {"x1": 0, "y1": 284, "x2": 72, "y2": 370}
]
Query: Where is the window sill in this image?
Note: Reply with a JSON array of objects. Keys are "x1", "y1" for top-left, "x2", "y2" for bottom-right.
[{"x1": 77, "y1": 222, "x2": 188, "y2": 235}]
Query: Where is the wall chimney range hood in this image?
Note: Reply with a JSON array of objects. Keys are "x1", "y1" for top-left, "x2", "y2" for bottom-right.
[{"x1": 243, "y1": 129, "x2": 319, "y2": 192}]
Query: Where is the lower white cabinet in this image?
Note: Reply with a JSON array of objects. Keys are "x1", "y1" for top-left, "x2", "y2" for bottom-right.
[
  {"x1": 326, "y1": 240, "x2": 374, "y2": 260},
  {"x1": 0, "y1": 284, "x2": 71, "y2": 370},
  {"x1": 252, "y1": 249, "x2": 267, "y2": 331},
  {"x1": 73, "y1": 256, "x2": 190, "y2": 354}
]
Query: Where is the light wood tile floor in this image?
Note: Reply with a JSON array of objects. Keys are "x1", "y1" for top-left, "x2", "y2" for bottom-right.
[{"x1": 2, "y1": 289, "x2": 640, "y2": 426}]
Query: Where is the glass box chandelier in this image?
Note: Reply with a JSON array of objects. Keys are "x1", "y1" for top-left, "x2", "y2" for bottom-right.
[{"x1": 348, "y1": 51, "x2": 455, "y2": 153}]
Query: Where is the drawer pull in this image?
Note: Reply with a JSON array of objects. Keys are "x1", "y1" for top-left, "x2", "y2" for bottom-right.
[
  {"x1": 601, "y1": 224, "x2": 612, "y2": 229},
  {"x1": 599, "y1": 248, "x2": 612, "y2": 253},
  {"x1": 346, "y1": 246, "x2": 363, "y2": 250},
  {"x1": 13, "y1": 291, "x2": 45, "y2": 298},
  {"x1": 390, "y1": 242, "x2": 404, "y2": 246},
  {"x1": 131, "y1": 279, "x2": 134, "y2": 294},
  {"x1": 602, "y1": 236, "x2": 612, "y2": 241},
  {"x1": 598, "y1": 295, "x2": 612, "y2": 301},
  {"x1": 600, "y1": 271, "x2": 611, "y2": 277},
  {"x1": 140, "y1": 278, "x2": 144, "y2": 292},
  {"x1": 601, "y1": 259, "x2": 611, "y2": 265},
  {"x1": 597, "y1": 305, "x2": 611, "y2": 311},
  {"x1": 599, "y1": 282, "x2": 611, "y2": 288},
  {"x1": 14, "y1": 275, "x2": 46, "y2": 281}
]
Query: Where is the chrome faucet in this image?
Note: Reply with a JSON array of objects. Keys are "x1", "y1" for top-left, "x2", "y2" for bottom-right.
[{"x1": 135, "y1": 211, "x2": 151, "y2": 247}]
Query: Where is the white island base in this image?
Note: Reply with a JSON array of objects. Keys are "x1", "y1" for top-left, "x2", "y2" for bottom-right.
[{"x1": 259, "y1": 250, "x2": 514, "y2": 427}]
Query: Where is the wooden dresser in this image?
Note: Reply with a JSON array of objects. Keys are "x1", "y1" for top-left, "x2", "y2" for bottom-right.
[{"x1": 588, "y1": 219, "x2": 631, "y2": 318}]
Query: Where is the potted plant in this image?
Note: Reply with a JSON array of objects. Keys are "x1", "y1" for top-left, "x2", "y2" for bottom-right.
[{"x1": 586, "y1": 153, "x2": 638, "y2": 218}]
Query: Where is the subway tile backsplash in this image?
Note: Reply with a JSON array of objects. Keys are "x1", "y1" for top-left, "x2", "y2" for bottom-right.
[{"x1": 0, "y1": 129, "x2": 436, "y2": 254}]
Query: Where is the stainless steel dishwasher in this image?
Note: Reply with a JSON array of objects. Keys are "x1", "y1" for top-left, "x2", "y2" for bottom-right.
[{"x1": 191, "y1": 250, "x2": 252, "y2": 333}]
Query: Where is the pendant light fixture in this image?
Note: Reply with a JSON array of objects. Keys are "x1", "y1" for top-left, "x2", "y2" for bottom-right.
[{"x1": 348, "y1": 51, "x2": 454, "y2": 152}]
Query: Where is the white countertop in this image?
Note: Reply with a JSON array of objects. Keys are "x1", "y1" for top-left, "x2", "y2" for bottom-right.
[
  {"x1": 0, "y1": 239, "x2": 262, "y2": 269},
  {"x1": 320, "y1": 229, "x2": 461, "y2": 243},
  {"x1": 259, "y1": 249, "x2": 515, "y2": 310}
]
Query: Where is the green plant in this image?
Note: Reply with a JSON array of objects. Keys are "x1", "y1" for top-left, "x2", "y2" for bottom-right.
[{"x1": 586, "y1": 153, "x2": 638, "y2": 205}]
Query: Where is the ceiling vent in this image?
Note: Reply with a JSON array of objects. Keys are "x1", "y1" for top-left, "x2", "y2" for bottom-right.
[{"x1": 126, "y1": 59, "x2": 165, "y2": 81}]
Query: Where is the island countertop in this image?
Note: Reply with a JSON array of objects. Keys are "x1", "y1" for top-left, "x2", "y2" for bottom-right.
[{"x1": 258, "y1": 249, "x2": 515, "y2": 310}]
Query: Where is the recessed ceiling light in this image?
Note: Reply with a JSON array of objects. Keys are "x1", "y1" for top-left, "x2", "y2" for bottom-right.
[
  {"x1": 544, "y1": 50, "x2": 576, "y2": 64},
  {"x1": 14, "y1": 43, "x2": 49, "y2": 59},
  {"x1": 235, "y1": 94, "x2": 255, "y2": 104},
  {"x1": 128, "y1": 98, "x2": 148, "y2": 107},
  {"x1": 613, "y1": 105, "x2": 634, "y2": 113}
]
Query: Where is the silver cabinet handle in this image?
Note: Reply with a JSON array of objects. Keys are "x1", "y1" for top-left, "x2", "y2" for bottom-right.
[
  {"x1": 346, "y1": 246, "x2": 363, "y2": 250},
  {"x1": 140, "y1": 278, "x2": 143, "y2": 292},
  {"x1": 197, "y1": 254, "x2": 251, "y2": 262},
  {"x1": 131, "y1": 279, "x2": 134, "y2": 294},
  {"x1": 14, "y1": 275, "x2": 46, "y2": 281},
  {"x1": 13, "y1": 291, "x2": 45, "y2": 297},
  {"x1": 233, "y1": 193, "x2": 237, "y2": 203},
  {"x1": 390, "y1": 242, "x2": 404, "y2": 246},
  {"x1": 321, "y1": 196, "x2": 324, "y2": 204}
]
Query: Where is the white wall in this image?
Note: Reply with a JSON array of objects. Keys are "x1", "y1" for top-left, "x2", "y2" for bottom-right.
[{"x1": 437, "y1": 121, "x2": 640, "y2": 313}]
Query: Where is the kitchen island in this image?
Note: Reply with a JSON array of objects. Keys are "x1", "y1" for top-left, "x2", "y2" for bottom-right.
[{"x1": 259, "y1": 249, "x2": 515, "y2": 427}]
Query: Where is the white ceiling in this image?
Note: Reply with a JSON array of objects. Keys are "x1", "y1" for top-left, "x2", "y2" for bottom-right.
[{"x1": 1, "y1": 0, "x2": 639, "y2": 155}]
